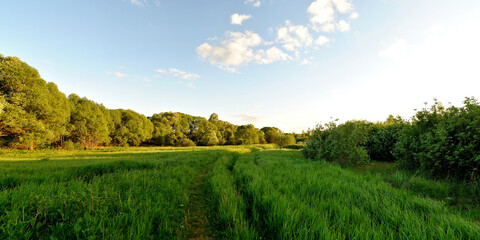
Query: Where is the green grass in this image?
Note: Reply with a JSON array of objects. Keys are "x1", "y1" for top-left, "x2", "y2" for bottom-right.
[
  {"x1": 0, "y1": 148, "x2": 235, "y2": 239},
  {"x1": 1, "y1": 146, "x2": 480, "y2": 239},
  {"x1": 352, "y1": 161, "x2": 480, "y2": 223},
  {"x1": 217, "y1": 150, "x2": 480, "y2": 239}
]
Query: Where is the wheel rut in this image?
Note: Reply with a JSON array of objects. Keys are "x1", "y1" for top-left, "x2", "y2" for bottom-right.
[{"x1": 184, "y1": 161, "x2": 216, "y2": 240}]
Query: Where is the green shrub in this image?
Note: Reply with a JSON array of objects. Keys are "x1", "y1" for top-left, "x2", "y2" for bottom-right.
[
  {"x1": 303, "y1": 120, "x2": 371, "y2": 165},
  {"x1": 394, "y1": 98, "x2": 480, "y2": 180},
  {"x1": 63, "y1": 140, "x2": 76, "y2": 150},
  {"x1": 274, "y1": 134, "x2": 296, "y2": 147},
  {"x1": 176, "y1": 138, "x2": 196, "y2": 147},
  {"x1": 366, "y1": 116, "x2": 405, "y2": 162},
  {"x1": 283, "y1": 145, "x2": 303, "y2": 150}
]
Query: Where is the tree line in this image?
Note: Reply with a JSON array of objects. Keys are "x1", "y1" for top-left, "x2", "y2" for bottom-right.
[
  {"x1": 0, "y1": 55, "x2": 307, "y2": 150},
  {"x1": 304, "y1": 98, "x2": 480, "y2": 181}
]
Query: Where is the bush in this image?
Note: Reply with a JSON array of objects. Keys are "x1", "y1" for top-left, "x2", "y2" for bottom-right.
[
  {"x1": 176, "y1": 138, "x2": 195, "y2": 147},
  {"x1": 394, "y1": 98, "x2": 480, "y2": 181},
  {"x1": 283, "y1": 145, "x2": 304, "y2": 150},
  {"x1": 366, "y1": 116, "x2": 405, "y2": 162},
  {"x1": 303, "y1": 120, "x2": 371, "y2": 165},
  {"x1": 63, "y1": 140, "x2": 76, "y2": 150},
  {"x1": 274, "y1": 134, "x2": 296, "y2": 147},
  {"x1": 197, "y1": 130, "x2": 219, "y2": 146}
]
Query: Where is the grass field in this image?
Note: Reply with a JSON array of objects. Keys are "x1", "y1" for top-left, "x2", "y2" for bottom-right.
[{"x1": 1, "y1": 146, "x2": 479, "y2": 239}]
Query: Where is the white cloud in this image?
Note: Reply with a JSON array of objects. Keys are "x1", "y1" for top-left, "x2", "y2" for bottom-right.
[
  {"x1": 308, "y1": 0, "x2": 335, "y2": 27},
  {"x1": 197, "y1": 31, "x2": 262, "y2": 67},
  {"x1": 314, "y1": 35, "x2": 330, "y2": 46},
  {"x1": 130, "y1": 0, "x2": 146, "y2": 6},
  {"x1": 245, "y1": 0, "x2": 261, "y2": 7},
  {"x1": 197, "y1": 30, "x2": 291, "y2": 71},
  {"x1": 308, "y1": 0, "x2": 356, "y2": 32},
  {"x1": 155, "y1": 68, "x2": 200, "y2": 79},
  {"x1": 378, "y1": 39, "x2": 414, "y2": 59},
  {"x1": 276, "y1": 20, "x2": 314, "y2": 51},
  {"x1": 320, "y1": 23, "x2": 335, "y2": 32},
  {"x1": 331, "y1": 0, "x2": 353, "y2": 13},
  {"x1": 336, "y1": 20, "x2": 351, "y2": 32},
  {"x1": 125, "y1": 0, "x2": 160, "y2": 7},
  {"x1": 255, "y1": 47, "x2": 292, "y2": 64},
  {"x1": 300, "y1": 59, "x2": 312, "y2": 65},
  {"x1": 231, "y1": 14, "x2": 252, "y2": 25},
  {"x1": 350, "y1": 12, "x2": 359, "y2": 19},
  {"x1": 106, "y1": 72, "x2": 127, "y2": 78},
  {"x1": 234, "y1": 114, "x2": 264, "y2": 123}
]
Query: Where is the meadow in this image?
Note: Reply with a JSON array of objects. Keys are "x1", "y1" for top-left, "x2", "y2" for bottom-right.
[{"x1": 1, "y1": 146, "x2": 480, "y2": 239}]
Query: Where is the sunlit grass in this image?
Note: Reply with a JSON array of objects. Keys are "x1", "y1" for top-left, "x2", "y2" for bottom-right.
[{"x1": 1, "y1": 146, "x2": 479, "y2": 239}]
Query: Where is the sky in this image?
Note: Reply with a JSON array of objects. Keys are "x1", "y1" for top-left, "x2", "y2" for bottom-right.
[{"x1": 1, "y1": 0, "x2": 480, "y2": 132}]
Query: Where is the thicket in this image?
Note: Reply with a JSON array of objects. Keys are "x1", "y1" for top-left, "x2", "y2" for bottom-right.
[
  {"x1": 274, "y1": 133, "x2": 296, "y2": 147},
  {"x1": 0, "y1": 55, "x2": 275, "y2": 149},
  {"x1": 305, "y1": 98, "x2": 480, "y2": 181},
  {"x1": 395, "y1": 98, "x2": 480, "y2": 181}
]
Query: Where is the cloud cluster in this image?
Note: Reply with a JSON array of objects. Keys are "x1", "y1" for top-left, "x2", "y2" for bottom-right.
[
  {"x1": 245, "y1": 0, "x2": 261, "y2": 7},
  {"x1": 198, "y1": 0, "x2": 358, "y2": 71},
  {"x1": 307, "y1": 0, "x2": 357, "y2": 32},
  {"x1": 196, "y1": 31, "x2": 291, "y2": 71},
  {"x1": 126, "y1": 0, "x2": 160, "y2": 7},
  {"x1": 277, "y1": 21, "x2": 313, "y2": 52},
  {"x1": 231, "y1": 14, "x2": 252, "y2": 25},
  {"x1": 155, "y1": 68, "x2": 200, "y2": 79}
]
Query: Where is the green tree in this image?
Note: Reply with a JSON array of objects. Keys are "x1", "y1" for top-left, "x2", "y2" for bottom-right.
[
  {"x1": 198, "y1": 130, "x2": 219, "y2": 146},
  {"x1": 261, "y1": 127, "x2": 282, "y2": 143},
  {"x1": 0, "y1": 55, "x2": 71, "y2": 149},
  {"x1": 109, "y1": 109, "x2": 153, "y2": 146},
  {"x1": 68, "y1": 94, "x2": 110, "y2": 149},
  {"x1": 235, "y1": 124, "x2": 262, "y2": 145},
  {"x1": 274, "y1": 133, "x2": 296, "y2": 147}
]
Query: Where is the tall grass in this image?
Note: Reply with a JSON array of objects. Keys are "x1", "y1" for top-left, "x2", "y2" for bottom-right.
[
  {"x1": 203, "y1": 154, "x2": 257, "y2": 239},
  {"x1": 0, "y1": 149, "x2": 225, "y2": 239},
  {"x1": 2, "y1": 146, "x2": 480, "y2": 239},
  {"x1": 227, "y1": 150, "x2": 480, "y2": 239}
]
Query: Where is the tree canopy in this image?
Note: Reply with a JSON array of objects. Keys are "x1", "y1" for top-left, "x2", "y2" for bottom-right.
[{"x1": 0, "y1": 54, "x2": 282, "y2": 149}]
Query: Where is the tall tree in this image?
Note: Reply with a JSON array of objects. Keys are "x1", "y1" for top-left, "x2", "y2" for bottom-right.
[
  {"x1": 109, "y1": 109, "x2": 153, "y2": 146},
  {"x1": 68, "y1": 94, "x2": 110, "y2": 149},
  {"x1": 0, "y1": 55, "x2": 71, "y2": 149},
  {"x1": 261, "y1": 127, "x2": 282, "y2": 143},
  {"x1": 235, "y1": 124, "x2": 262, "y2": 145}
]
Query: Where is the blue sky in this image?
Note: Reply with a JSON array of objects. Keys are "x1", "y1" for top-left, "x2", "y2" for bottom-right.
[{"x1": 2, "y1": 0, "x2": 480, "y2": 132}]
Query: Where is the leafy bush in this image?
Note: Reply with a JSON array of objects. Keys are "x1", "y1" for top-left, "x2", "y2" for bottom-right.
[
  {"x1": 274, "y1": 134, "x2": 296, "y2": 147},
  {"x1": 63, "y1": 140, "x2": 76, "y2": 150},
  {"x1": 303, "y1": 120, "x2": 371, "y2": 165},
  {"x1": 394, "y1": 98, "x2": 480, "y2": 180},
  {"x1": 366, "y1": 115, "x2": 405, "y2": 162},
  {"x1": 176, "y1": 138, "x2": 195, "y2": 147},
  {"x1": 283, "y1": 145, "x2": 304, "y2": 150},
  {"x1": 197, "y1": 130, "x2": 219, "y2": 146}
]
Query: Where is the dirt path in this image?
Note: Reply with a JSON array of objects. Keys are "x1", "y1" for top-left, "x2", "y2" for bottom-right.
[{"x1": 184, "y1": 162, "x2": 214, "y2": 240}]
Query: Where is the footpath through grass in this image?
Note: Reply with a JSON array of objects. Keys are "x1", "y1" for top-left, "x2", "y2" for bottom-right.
[
  {"x1": 206, "y1": 150, "x2": 480, "y2": 239},
  {"x1": 0, "y1": 147, "x2": 236, "y2": 239},
  {"x1": 1, "y1": 146, "x2": 480, "y2": 239}
]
